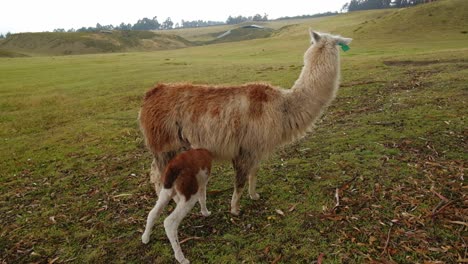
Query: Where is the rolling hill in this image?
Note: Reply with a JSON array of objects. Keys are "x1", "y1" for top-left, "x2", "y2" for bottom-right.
[
  {"x1": 0, "y1": 30, "x2": 192, "y2": 56},
  {"x1": 1, "y1": 0, "x2": 466, "y2": 57}
]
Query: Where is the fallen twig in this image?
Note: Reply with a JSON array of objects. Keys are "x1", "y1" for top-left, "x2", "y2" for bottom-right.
[
  {"x1": 430, "y1": 199, "x2": 458, "y2": 218},
  {"x1": 368, "y1": 121, "x2": 398, "y2": 126},
  {"x1": 430, "y1": 188, "x2": 449, "y2": 202},
  {"x1": 335, "y1": 188, "x2": 340, "y2": 207},
  {"x1": 446, "y1": 220, "x2": 468, "y2": 227},
  {"x1": 207, "y1": 188, "x2": 231, "y2": 195},
  {"x1": 179, "y1": 236, "x2": 202, "y2": 244},
  {"x1": 381, "y1": 225, "x2": 393, "y2": 256},
  {"x1": 332, "y1": 188, "x2": 340, "y2": 212},
  {"x1": 338, "y1": 174, "x2": 359, "y2": 192},
  {"x1": 112, "y1": 193, "x2": 132, "y2": 198}
]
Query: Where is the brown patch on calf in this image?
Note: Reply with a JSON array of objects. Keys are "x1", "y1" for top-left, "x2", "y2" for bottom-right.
[
  {"x1": 175, "y1": 171, "x2": 199, "y2": 200},
  {"x1": 162, "y1": 149, "x2": 212, "y2": 200}
]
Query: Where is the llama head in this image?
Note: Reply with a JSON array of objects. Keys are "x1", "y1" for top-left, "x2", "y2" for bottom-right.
[{"x1": 309, "y1": 29, "x2": 352, "y2": 48}]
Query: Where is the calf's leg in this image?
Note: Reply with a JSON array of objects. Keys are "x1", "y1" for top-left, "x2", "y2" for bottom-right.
[
  {"x1": 141, "y1": 188, "x2": 172, "y2": 244},
  {"x1": 164, "y1": 196, "x2": 198, "y2": 264}
]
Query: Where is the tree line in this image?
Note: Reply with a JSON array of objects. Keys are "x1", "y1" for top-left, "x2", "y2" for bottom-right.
[
  {"x1": 0, "y1": 33, "x2": 10, "y2": 39},
  {"x1": 342, "y1": 0, "x2": 434, "y2": 12},
  {"x1": 275, "y1": 12, "x2": 338, "y2": 21},
  {"x1": 52, "y1": 13, "x2": 270, "y2": 33}
]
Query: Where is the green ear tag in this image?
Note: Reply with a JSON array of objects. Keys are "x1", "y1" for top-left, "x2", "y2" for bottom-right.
[{"x1": 339, "y1": 43, "x2": 350, "y2": 52}]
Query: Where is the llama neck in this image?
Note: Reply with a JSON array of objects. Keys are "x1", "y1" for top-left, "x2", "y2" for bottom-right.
[{"x1": 281, "y1": 46, "x2": 340, "y2": 138}]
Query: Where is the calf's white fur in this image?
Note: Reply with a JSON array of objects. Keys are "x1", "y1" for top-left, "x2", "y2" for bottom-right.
[{"x1": 141, "y1": 149, "x2": 212, "y2": 264}]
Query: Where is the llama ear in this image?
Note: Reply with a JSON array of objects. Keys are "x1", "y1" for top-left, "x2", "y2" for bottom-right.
[
  {"x1": 309, "y1": 29, "x2": 321, "y2": 43},
  {"x1": 336, "y1": 36, "x2": 352, "y2": 45}
]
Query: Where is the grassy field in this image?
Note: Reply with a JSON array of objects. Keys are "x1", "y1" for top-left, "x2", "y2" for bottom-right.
[{"x1": 1, "y1": 0, "x2": 467, "y2": 263}]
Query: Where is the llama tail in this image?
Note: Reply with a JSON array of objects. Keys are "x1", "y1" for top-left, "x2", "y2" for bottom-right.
[{"x1": 163, "y1": 164, "x2": 182, "y2": 189}]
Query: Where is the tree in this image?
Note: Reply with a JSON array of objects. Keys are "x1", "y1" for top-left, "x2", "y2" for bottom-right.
[
  {"x1": 226, "y1": 15, "x2": 249, "y2": 24},
  {"x1": 341, "y1": 2, "x2": 349, "y2": 12},
  {"x1": 343, "y1": 0, "x2": 423, "y2": 11},
  {"x1": 252, "y1": 14, "x2": 263, "y2": 21},
  {"x1": 132, "y1": 16, "x2": 160, "y2": 30},
  {"x1": 117, "y1": 22, "x2": 132, "y2": 30},
  {"x1": 0, "y1": 34, "x2": 4, "y2": 39},
  {"x1": 161, "y1": 17, "x2": 174, "y2": 30}
]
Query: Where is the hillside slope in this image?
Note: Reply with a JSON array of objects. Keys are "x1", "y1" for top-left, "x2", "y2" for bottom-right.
[
  {"x1": 351, "y1": 0, "x2": 468, "y2": 38},
  {"x1": 208, "y1": 26, "x2": 274, "y2": 44},
  {"x1": 0, "y1": 30, "x2": 192, "y2": 56},
  {"x1": 0, "y1": 0, "x2": 466, "y2": 57}
]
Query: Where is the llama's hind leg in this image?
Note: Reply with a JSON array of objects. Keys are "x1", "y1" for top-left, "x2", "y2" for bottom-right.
[
  {"x1": 198, "y1": 183, "x2": 210, "y2": 217},
  {"x1": 149, "y1": 158, "x2": 163, "y2": 195},
  {"x1": 164, "y1": 196, "x2": 197, "y2": 264},
  {"x1": 142, "y1": 188, "x2": 172, "y2": 244},
  {"x1": 151, "y1": 152, "x2": 177, "y2": 196}
]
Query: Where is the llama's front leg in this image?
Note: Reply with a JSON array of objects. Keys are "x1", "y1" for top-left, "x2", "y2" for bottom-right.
[
  {"x1": 231, "y1": 151, "x2": 258, "y2": 215},
  {"x1": 248, "y1": 167, "x2": 260, "y2": 200},
  {"x1": 230, "y1": 184, "x2": 245, "y2": 216},
  {"x1": 164, "y1": 197, "x2": 197, "y2": 264}
]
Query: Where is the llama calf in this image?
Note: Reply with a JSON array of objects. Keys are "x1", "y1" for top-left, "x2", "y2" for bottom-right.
[
  {"x1": 141, "y1": 148, "x2": 212, "y2": 264},
  {"x1": 139, "y1": 30, "x2": 352, "y2": 215}
]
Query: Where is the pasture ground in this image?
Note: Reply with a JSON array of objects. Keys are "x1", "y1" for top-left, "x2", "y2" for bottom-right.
[{"x1": 1, "y1": 2, "x2": 467, "y2": 263}]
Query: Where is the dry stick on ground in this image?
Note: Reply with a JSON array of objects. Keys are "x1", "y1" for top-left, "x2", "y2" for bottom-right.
[
  {"x1": 381, "y1": 225, "x2": 393, "y2": 256},
  {"x1": 367, "y1": 121, "x2": 399, "y2": 126},
  {"x1": 430, "y1": 188, "x2": 449, "y2": 202},
  {"x1": 207, "y1": 188, "x2": 231, "y2": 195},
  {"x1": 179, "y1": 236, "x2": 202, "y2": 245},
  {"x1": 331, "y1": 174, "x2": 358, "y2": 213},
  {"x1": 430, "y1": 199, "x2": 459, "y2": 218},
  {"x1": 339, "y1": 174, "x2": 359, "y2": 192},
  {"x1": 332, "y1": 188, "x2": 340, "y2": 212}
]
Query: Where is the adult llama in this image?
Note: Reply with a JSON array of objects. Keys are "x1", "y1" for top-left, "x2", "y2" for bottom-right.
[{"x1": 139, "y1": 30, "x2": 352, "y2": 215}]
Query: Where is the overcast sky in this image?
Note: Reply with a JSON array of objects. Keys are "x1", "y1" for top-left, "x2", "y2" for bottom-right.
[{"x1": 1, "y1": 0, "x2": 349, "y2": 34}]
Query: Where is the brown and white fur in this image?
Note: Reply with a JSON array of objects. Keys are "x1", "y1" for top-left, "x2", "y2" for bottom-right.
[
  {"x1": 139, "y1": 30, "x2": 352, "y2": 215},
  {"x1": 141, "y1": 149, "x2": 212, "y2": 264}
]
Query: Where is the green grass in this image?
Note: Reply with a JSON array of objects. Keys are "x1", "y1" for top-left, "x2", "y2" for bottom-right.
[{"x1": 1, "y1": 1, "x2": 467, "y2": 263}]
